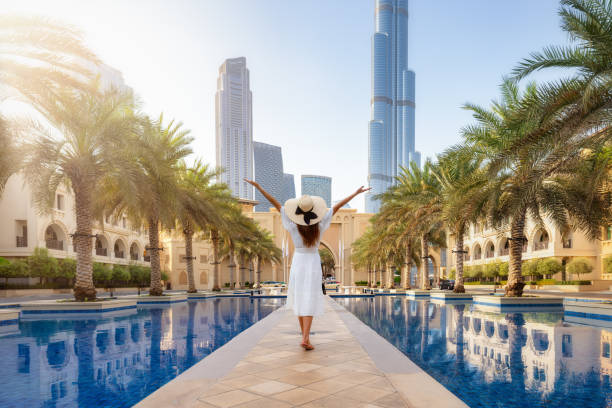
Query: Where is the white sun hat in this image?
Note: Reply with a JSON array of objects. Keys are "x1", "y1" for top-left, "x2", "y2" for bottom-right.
[{"x1": 284, "y1": 195, "x2": 328, "y2": 226}]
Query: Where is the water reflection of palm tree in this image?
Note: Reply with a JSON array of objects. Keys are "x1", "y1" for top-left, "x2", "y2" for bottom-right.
[
  {"x1": 420, "y1": 301, "x2": 430, "y2": 360},
  {"x1": 454, "y1": 305, "x2": 465, "y2": 371},
  {"x1": 185, "y1": 301, "x2": 197, "y2": 368},
  {"x1": 149, "y1": 308, "x2": 163, "y2": 390},
  {"x1": 74, "y1": 320, "x2": 97, "y2": 408},
  {"x1": 506, "y1": 313, "x2": 527, "y2": 403}
]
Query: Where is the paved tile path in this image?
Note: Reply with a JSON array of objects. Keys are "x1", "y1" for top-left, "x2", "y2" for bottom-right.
[{"x1": 137, "y1": 298, "x2": 466, "y2": 408}]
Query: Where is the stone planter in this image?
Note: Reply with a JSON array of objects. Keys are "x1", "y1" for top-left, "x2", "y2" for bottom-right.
[
  {"x1": 564, "y1": 300, "x2": 612, "y2": 328},
  {"x1": 20, "y1": 298, "x2": 137, "y2": 319},
  {"x1": 406, "y1": 290, "x2": 430, "y2": 297},
  {"x1": 127, "y1": 294, "x2": 187, "y2": 304},
  {"x1": 430, "y1": 292, "x2": 473, "y2": 302},
  {"x1": 473, "y1": 295, "x2": 563, "y2": 312}
]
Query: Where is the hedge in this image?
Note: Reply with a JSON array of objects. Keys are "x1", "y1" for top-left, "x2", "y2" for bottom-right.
[{"x1": 0, "y1": 248, "x2": 155, "y2": 290}]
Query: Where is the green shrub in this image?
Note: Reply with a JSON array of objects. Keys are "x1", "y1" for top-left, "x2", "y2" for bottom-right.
[
  {"x1": 449, "y1": 268, "x2": 456, "y2": 279},
  {"x1": 536, "y1": 279, "x2": 556, "y2": 285},
  {"x1": 559, "y1": 280, "x2": 591, "y2": 285},
  {"x1": 465, "y1": 281, "x2": 482, "y2": 285},
  {"x1": 0, "y1": 260, "x2": 29, "y2": 285},
  {"x1": 224, "y1": 282, "x2": 230, "y2": 287},
  {"x1": 566, "y1": 258, "x2": 593, "y2": 280},
  {"x1": 604, "y1": 255, "x2": 612, "y2": 274},
  {"x1": 28, "y1": 248, "x2": 59, "y2": 283},
  {"x1": 484, "y1": 262, "x2": 501, "y2": 280},
  {"x1": 498, "y1": 262, "x2": 509, "y2": 278},
  {"x1": 57, "y1": 258, "x2": 76, "y2": 281},
  {"x1": 161, "y1": 271, "x2": 169, "y2": 282},
  {"x1": 522, "y1": 259, "x2": 541, "y2": 280},
  {"x1": 355, "y1": 281, "x2": 368, "y2": 286},
  {"x1": 394, "y1": 276, "x2": 401, "y2": 283},
  {"x1": 129, "y1": 265, "x2": 150, "y2": 288},
  {"x1": 111, "y1": 265, "x2": 130, "y2": 286},
  {"x1": 93, "y1": 263, "x2": 111, "y2": 287},
  {"x1": 537, "y1": 258, "x2": 562, "y2": 278}
]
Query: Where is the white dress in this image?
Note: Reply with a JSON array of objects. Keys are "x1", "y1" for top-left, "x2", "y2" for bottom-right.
[{"x1": 282, "y1": 206, "x2": 333, "y2": 317}]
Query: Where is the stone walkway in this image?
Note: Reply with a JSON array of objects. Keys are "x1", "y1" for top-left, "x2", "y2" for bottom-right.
[{"x1": 137, "y1": 298, "x2": 467, "y2": 408}]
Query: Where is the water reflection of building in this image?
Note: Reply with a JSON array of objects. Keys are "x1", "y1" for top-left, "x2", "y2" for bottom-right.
[
  {"x1": 446, "y1": 308, "x2": 601, "y2": 394},
  {"x1": 0, "y1": 299, "x2": 282, "y2": 407}
]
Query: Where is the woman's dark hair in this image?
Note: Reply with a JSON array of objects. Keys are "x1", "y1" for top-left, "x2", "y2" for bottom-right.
[{"x1": 297, "y1": 223, "x2": 320, "y2": 248}]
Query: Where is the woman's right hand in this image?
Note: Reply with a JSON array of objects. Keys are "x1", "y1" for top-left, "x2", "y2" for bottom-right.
[{"x1": 244, "y1": 178, "x2": 259, "y2": 187}]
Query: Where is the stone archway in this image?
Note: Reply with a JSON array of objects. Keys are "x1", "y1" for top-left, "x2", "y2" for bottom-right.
[{"x1": 319, "y1": 241, "x2": 336, "y2": 280}]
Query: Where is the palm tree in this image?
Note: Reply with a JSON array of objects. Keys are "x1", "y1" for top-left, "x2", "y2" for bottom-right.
[
  {"x1": 384, "y1": 161, "x2": 445, "y2": 289},
  {"x1": 463, "y1": 79, "x2": 609, "y2": 296},
  {"x1": 0, "y1": 116, "x2": 19, "y2": 195},
  {"x1": 0, "y1": 15, "x2": 100, "y2": 109},
  {"x1": 512, "y1": 0, "x2": 612, "y2": 151},
  {"x1": 219, "y1": 208, "x2": 258, "y2": 289},
  {"x1": 22, "y1": 86, "x2": 138, "y2": 301},
  {"x1": 252, "y1": 229, "x2": 281, "y2": 288},
  {"x1": 111, "y1": 114, "x2": 193, "y2": 296},
  {"x1": 175, "y1": 160, "x2": 234, "y2": 293},
  {"x1": 432, "y1": 146, "x2": 487, "y2": 293}
]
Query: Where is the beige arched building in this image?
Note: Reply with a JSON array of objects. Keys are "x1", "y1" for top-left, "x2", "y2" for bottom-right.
[{"x1": 161, "y1": 201, "x2": 377, "y2": 290}]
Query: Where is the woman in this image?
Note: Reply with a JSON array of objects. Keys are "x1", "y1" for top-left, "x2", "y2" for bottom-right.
[{"x1": 245, "y1": 178, "x2": 369, "y2": 350}]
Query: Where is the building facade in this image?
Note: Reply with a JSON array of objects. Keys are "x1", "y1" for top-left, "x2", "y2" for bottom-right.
[
  {"x1": 446, "y1": 215, "x2": 612, "y2": 287},
  {"x1": 366, "y1": 0, "x2": 421, "y2": 213},
  {"x1": 301, "y1": 175, "x2": 332, "y2": 207},
  {"x1": 281, "y1": 173, "x2": 296, "y2": 204},
  {"x1": 215, "y1": 57, "x2": 253, "y2": 200},
  {"x1": 0, "y1": 175, "x2": 150, "y2": 268},
  {"x1": 253, "y1": 142, "x2": 284, "y2": 212}
]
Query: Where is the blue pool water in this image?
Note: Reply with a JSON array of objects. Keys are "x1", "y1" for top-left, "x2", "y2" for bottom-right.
[
  {"x1": 336, "y1": 296, "x2": 612, "y2": 408},
  {"x1": 0, "y1": 297, "x2": 283, "y2": 408}
]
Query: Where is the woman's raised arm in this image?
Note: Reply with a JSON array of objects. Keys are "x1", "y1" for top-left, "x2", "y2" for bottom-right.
[
  {"x1": 244, "y1": 179, "x2": 282, "y2": 211},
  {"x1": 332, "y1": 186, "x2": 371, "y2": 215}
]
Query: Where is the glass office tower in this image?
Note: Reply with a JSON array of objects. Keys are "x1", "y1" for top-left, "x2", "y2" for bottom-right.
[
  {"x1": 215, "y1": 57, "x2": 253, "y2": 199},
  {"x1": 253, "y1": 142, "x2": 284, "y2": 212},
  {"x1": 366, "y1": 0, "x2": 421, "y2": 213},
  {"x1": 281, "y1": 173, "x2": 296, "y2": 204},
  {"x1": 301, "y1": 175, "x2": 332, "y2": 207}
]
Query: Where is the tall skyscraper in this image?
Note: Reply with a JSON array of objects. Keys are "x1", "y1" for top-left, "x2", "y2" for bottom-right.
[
  {"x1": 253, "y1": 142, "x2": 284, "y2": 212},
  {"x1": 215, "y1": 57, "x2": 253, "y2": 199},
  {"x1": 301, "y1": 175, "x2": 332, "y2": 207},
  {"x1": 281, "y1": 173, "x2": 296, "y2": 204},
  {"x1": 365, "y1": 0, "x2": 421, "y2": 213}
]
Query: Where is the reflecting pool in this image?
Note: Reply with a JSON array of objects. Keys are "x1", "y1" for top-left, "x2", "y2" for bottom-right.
[
  {"x1": 0, "y1": 297, "x2": 284, "y2": 408},
  {"x1": 336, "y1": 296, "x2": 612, "y2": 408}
]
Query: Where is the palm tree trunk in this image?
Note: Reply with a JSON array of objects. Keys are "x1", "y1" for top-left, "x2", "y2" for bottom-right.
[
  {"x1": 249, "y1": 260, "x2": 254, "y2": 287},
  {"x1": 211, "y1": 229, "x2": 221, "y2": 291},
  {"x1": 506, "y1": 211, "x2": 526, "y2": 297},
  {"x1": 73, "y1": 181, "x2": 96, "y2": 301},
  {"x1": 148, "y1": 217, "x2": 163, "y2": 296},
  {"x1": 402, "y1": 244, "x2": 412, "y2": 289},
  {"x1": 239, "y1": 255, "x2": 246, "y2": 289},
  {"x1": 381, "y1": 263, "x2": 387, "y2": 288},
  {"x1": 454, "y1": 227, "x2": 466, "y2": 293},
  {"x1": 256, "y1": 258, "x2": 262, "y2": 288},
  {"x1": 421, "y1": 234, "x2": 431, "y2": 289},
  {"x1": 228, "y1": 248, "x2": 236, "y2": 289},
  {"x1": 184, "y1": 225, "x2": 196, "y2": 293}
]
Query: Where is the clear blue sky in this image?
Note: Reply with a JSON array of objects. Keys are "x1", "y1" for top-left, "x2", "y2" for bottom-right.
[{"x1": 4, "y1": 0, "x2": 569, "y2": 211}]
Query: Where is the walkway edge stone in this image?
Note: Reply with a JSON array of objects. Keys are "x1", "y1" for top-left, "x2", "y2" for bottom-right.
[
  {"x1": 330, "y1": 298, "x2": 469, "y2": 408},
  {"x1": 135, "y1": 304, "x2": 287, "y2": 407}
]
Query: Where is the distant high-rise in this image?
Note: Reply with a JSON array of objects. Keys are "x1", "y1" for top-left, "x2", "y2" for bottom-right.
[
  {"x1": 215, "y1": 57, "x2": 253, "y2": 199},
  {"x1": 281, "y1": 173, "x2": 296, "y2": 204},
  {"x1": 253, "y1": 142, "x2": 283, "y2": 212},
  {"x1": 365, "y1": 0, "x2": 421, "y2": 213},
  {"x1": 301, "y1": 175, "x2": 332, "y2": 207}
]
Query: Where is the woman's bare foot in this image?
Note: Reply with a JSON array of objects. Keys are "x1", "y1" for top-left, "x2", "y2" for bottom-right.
[{"x1": 300, "y1": 341, "x2": 314, "y2": 350}]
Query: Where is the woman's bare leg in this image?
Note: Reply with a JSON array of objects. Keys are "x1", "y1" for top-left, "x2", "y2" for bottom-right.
[
  {"x1": 302, "y1": 316, "x2": 313, "y2": 345},
  {"x1": 298, "y1": 316, "x2": 304, "y2": 336}
]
